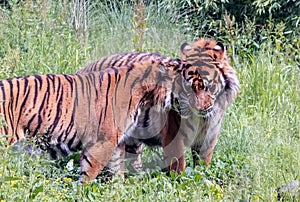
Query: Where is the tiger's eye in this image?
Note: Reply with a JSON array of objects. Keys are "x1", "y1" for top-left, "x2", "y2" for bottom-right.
[
  {"x1": 188, "y1": 71, "x2": 194, "y2": 75},
  {"x1": 210, "y1": 85, "x2": 216, "y2": 93}
]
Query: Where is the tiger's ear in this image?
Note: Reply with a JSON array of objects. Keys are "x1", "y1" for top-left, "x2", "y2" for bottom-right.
[
  {"x1": 213, "y1": 41, "x2": 225, "y2": 52},
  {"x1": 180, "y1": 42, "x2": 192, "y2": 59},
  {"x1": 212, "y1": 41, "x2": 225, "y2": 62}
]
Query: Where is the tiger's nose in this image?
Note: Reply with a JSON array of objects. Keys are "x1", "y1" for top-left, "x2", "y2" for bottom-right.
[{"x1": 189, "y1": 90, "x2": 212, "y2": 111}]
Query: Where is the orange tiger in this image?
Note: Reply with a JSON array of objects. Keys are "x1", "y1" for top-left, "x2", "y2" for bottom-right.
[
  {"x1": 78, "y1": 38, "x2": 240, "y2": 174},
  {"x1": 0, "y1": 58, "x2": 186, "y2": 182}
]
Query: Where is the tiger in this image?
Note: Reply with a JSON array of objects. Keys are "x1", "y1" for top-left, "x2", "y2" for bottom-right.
[
  {"x1": 77, "y1": 37, "x2": 240, "y2": 175},
  {"x1": 0, "y1": 58, "x2": 188, "y2": 182}
]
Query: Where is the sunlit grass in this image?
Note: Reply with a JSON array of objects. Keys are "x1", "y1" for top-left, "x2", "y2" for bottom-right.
[{"x1": 0, "y1": 0, "x2": 299, "y2": 201}]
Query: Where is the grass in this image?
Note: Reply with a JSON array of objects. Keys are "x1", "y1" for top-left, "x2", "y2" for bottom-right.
[{"x1": 0, "y1": 1, "x2": 299, "y2": 201}]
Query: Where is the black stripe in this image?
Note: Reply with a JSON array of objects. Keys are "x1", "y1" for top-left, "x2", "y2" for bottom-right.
[
  {"x1": 126, "y1": 96, "x2": 133, "y2": 117},
  {"x1": 199, "y1": 53, "x2": 214, "y2": 59},
  {"x1": 85, "y1": 74, "x2": 92, "y2": 114},
  {"x1": 80, "y1": 171, "x2": 89, "y2": 177},
  {"x1": 47, "y1": 85, "x2": 63, "y2": 134},
  {"x1": 74, "y1": 134, "x2": 82, "y2": 150},
  {"x1": 44, "y1": 77, "x2": 51, "y2": 114},
  {"x1": 65, "y1": 116, "x2": 74, "y2": 138},
  {"x1": 110, "y1": 54, "x2": 127, "y2": 67},
  {"x1": 126, "y1": 52, "x2": 140, "y2": 62},
  {"x1": 136, "y1": 53, "x2": 151, "y2": 62},
  {"x1": 67, "y1": 132, "x2": 77, "y2": 151},
  {"x1": 26, "y1": 114, "x2": 36, "y2": 131},
  {"x1": 20, "y1": 84, "x2": 32, "y2": 117},
  {"x1": 90, "y1": 73, "x2": 98, "y2": 98},
  {"x1": 55, "y1": 75, "x2": 61, "y2": 101},
  {"x1": 98, "y1": 109, "x2": 103, "y2": 126},
  {"x1": 0, "y1": 80, "x2": 6, "y2": 101},
  {"x1": 143, "y1": 108, "x2": 151, "y2": 127},
  {"x1": 196, "y1": 67, "x2": 211, "y2": 76},
  {"x1": 170, "y1": 93, "x2": 174, "y2": 106},
  {"x1": 141, "y1": 65, "x2": 152, "y2": 81},
  {"x1": 124, "y1": 64, "x2": 135, "y2": 86},
  {"x1": 7, "y1": 101, "x2": 14, "y2": 139},
  {"x1": 133, "y1": 109, "x2": 138, "y2": 123},
  {"x1": 35, "y1": 75, "x2": 43, "y2": 90},
  {"x1": 17, "y1": 85, "x2": 31, "y2": 139},
  {"x1": 73, "y1": 77, "x2": 79, "y2": 107},
  {"x1": 122, "y1": 54, "x2": 137, "y2": 66},
  {"x1": 192, "y1": 60, "x2": 212, "y2": 68},
  {"x1": 82, "y1": 154, "x2": 93, "y2": 167},
  {"x1": 111, "y1": 66, "x2": 119, "y2": 82},
  {"x1": 57, "y1": 142, "x2": 69, "y2": 156},
  {"x1": 76, "y1": 74, "x2": 85, "y2": 96},
  {"x1": 46, "y1": 75, "x2": 55, "y2": 97},
  {"x1": 31, "y1": 86, "x2": 49, "y2": 136},
  {"x1": 6, "y1": 79, "x2": 13, "y2": 107},
  {"x1": 14, "y1": 80, "x2": 20, "y2": 110},
  {"x1": 57, "y1": 131, "x2": 64, "y2": 143},
  {"x1": 186, "y1": 53, "x2": 201, "y2": 58},
  {"x1": 62, "y1": 74, "x2": 74, "y2": 93},
  {"x1": 113, "y1": 73, "x2": 121, "y2": 108},
  {"x1": 130, "y1": 77, "x2": 140, "y2": 90},
  {"x1": 98, "y1": 56, "x2": 111, "y2": 70},
  {"x1": 104, "y1": 73, "x2": 111, "y2": 118},
  {"x1": 33, "y1": 78, "x2": 38, "y2": 108},
  {"x1": 99, "y1": 71, "x2": 104, "y2": 89},
  {"x1": 48, "y1": 148, "x2": 58, "y2": 159}
]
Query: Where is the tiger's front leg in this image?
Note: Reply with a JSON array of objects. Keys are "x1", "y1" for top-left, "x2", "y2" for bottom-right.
[
  {"x1": 125, "y1": 143, "x2": 143, "y2": 174},
  {"x1": 104, "y1": 143, "x2": 126, "y2": 178},
  {"x1": 79, "y1": 140, "x2": 121, "y2": 183},
  {"x1": 191, "y1": 132, "x2": 219, "y2": 166},
  {"x1": 162, "y1": 110, "x2": 185, "y2": 173}
]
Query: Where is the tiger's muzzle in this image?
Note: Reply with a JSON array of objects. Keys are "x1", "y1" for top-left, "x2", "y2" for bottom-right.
[{"x1": 189, "y1": 90, "x2": 214, "y2": 117}]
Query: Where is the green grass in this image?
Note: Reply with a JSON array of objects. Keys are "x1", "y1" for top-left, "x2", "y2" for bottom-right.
[{"x1": 0, "y1": 1, "x2": 299, "y2": 201}]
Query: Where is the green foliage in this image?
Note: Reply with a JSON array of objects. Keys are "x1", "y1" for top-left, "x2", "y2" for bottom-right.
[
  {"x1": 163, "y1": 0, "x2": 300, "y2": 62},
  {"x1": 0, "y1": 0, "x2": 87, "y2": 78},
  {"x1": 0, "y1": 0, "x2": 299, "y2": 201}
]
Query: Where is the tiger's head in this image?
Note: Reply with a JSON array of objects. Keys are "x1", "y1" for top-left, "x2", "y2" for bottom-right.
[{"x1": 176, "y1": 38, "x2": 240, "y2": 118}]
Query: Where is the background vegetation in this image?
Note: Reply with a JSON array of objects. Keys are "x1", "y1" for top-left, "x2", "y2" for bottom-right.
[{"x1": 0, "y1": 0, "x2": 299, "y2": 201}]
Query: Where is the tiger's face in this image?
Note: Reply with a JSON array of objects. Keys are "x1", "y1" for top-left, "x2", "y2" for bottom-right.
[{"x1": 177, "y1": 38, "x2": 228, "y2": 118}]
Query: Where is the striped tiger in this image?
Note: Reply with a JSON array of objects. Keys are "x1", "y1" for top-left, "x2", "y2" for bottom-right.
[
  {"x1": 78, "y1": 52, "x2": 178, "y2": 175},
  {"x1": 0, "y1": 58, "x2": 185, "y2": 182},
  {"x1": 78, "y1": 37, "x2": 240, "y2": 174}
]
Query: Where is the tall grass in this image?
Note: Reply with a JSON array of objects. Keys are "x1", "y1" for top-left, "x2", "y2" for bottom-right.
[{"x1": 0, "y1": 0, "x2": 299, "y2": 201}]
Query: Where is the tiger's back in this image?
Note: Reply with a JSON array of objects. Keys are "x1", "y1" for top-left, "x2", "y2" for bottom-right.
[{"x1": 77, "y1": 52, "x2": 170, "y2": 73}]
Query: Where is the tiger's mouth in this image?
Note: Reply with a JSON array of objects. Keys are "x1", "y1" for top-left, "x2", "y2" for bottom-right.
[
  {"x1": 177, "y1": 102, "x2": 215, "y2": 118},
  {"x1": 177, "y1": 92, "x2": 215, "y2": 118},
  {"x1": 191, "y1": 106, "x2": 214, "y2": 118}
]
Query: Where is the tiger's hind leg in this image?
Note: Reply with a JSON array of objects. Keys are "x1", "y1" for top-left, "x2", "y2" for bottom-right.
[{"x1": 79, "y1": 140, "x2": 119, "y2": 183}]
